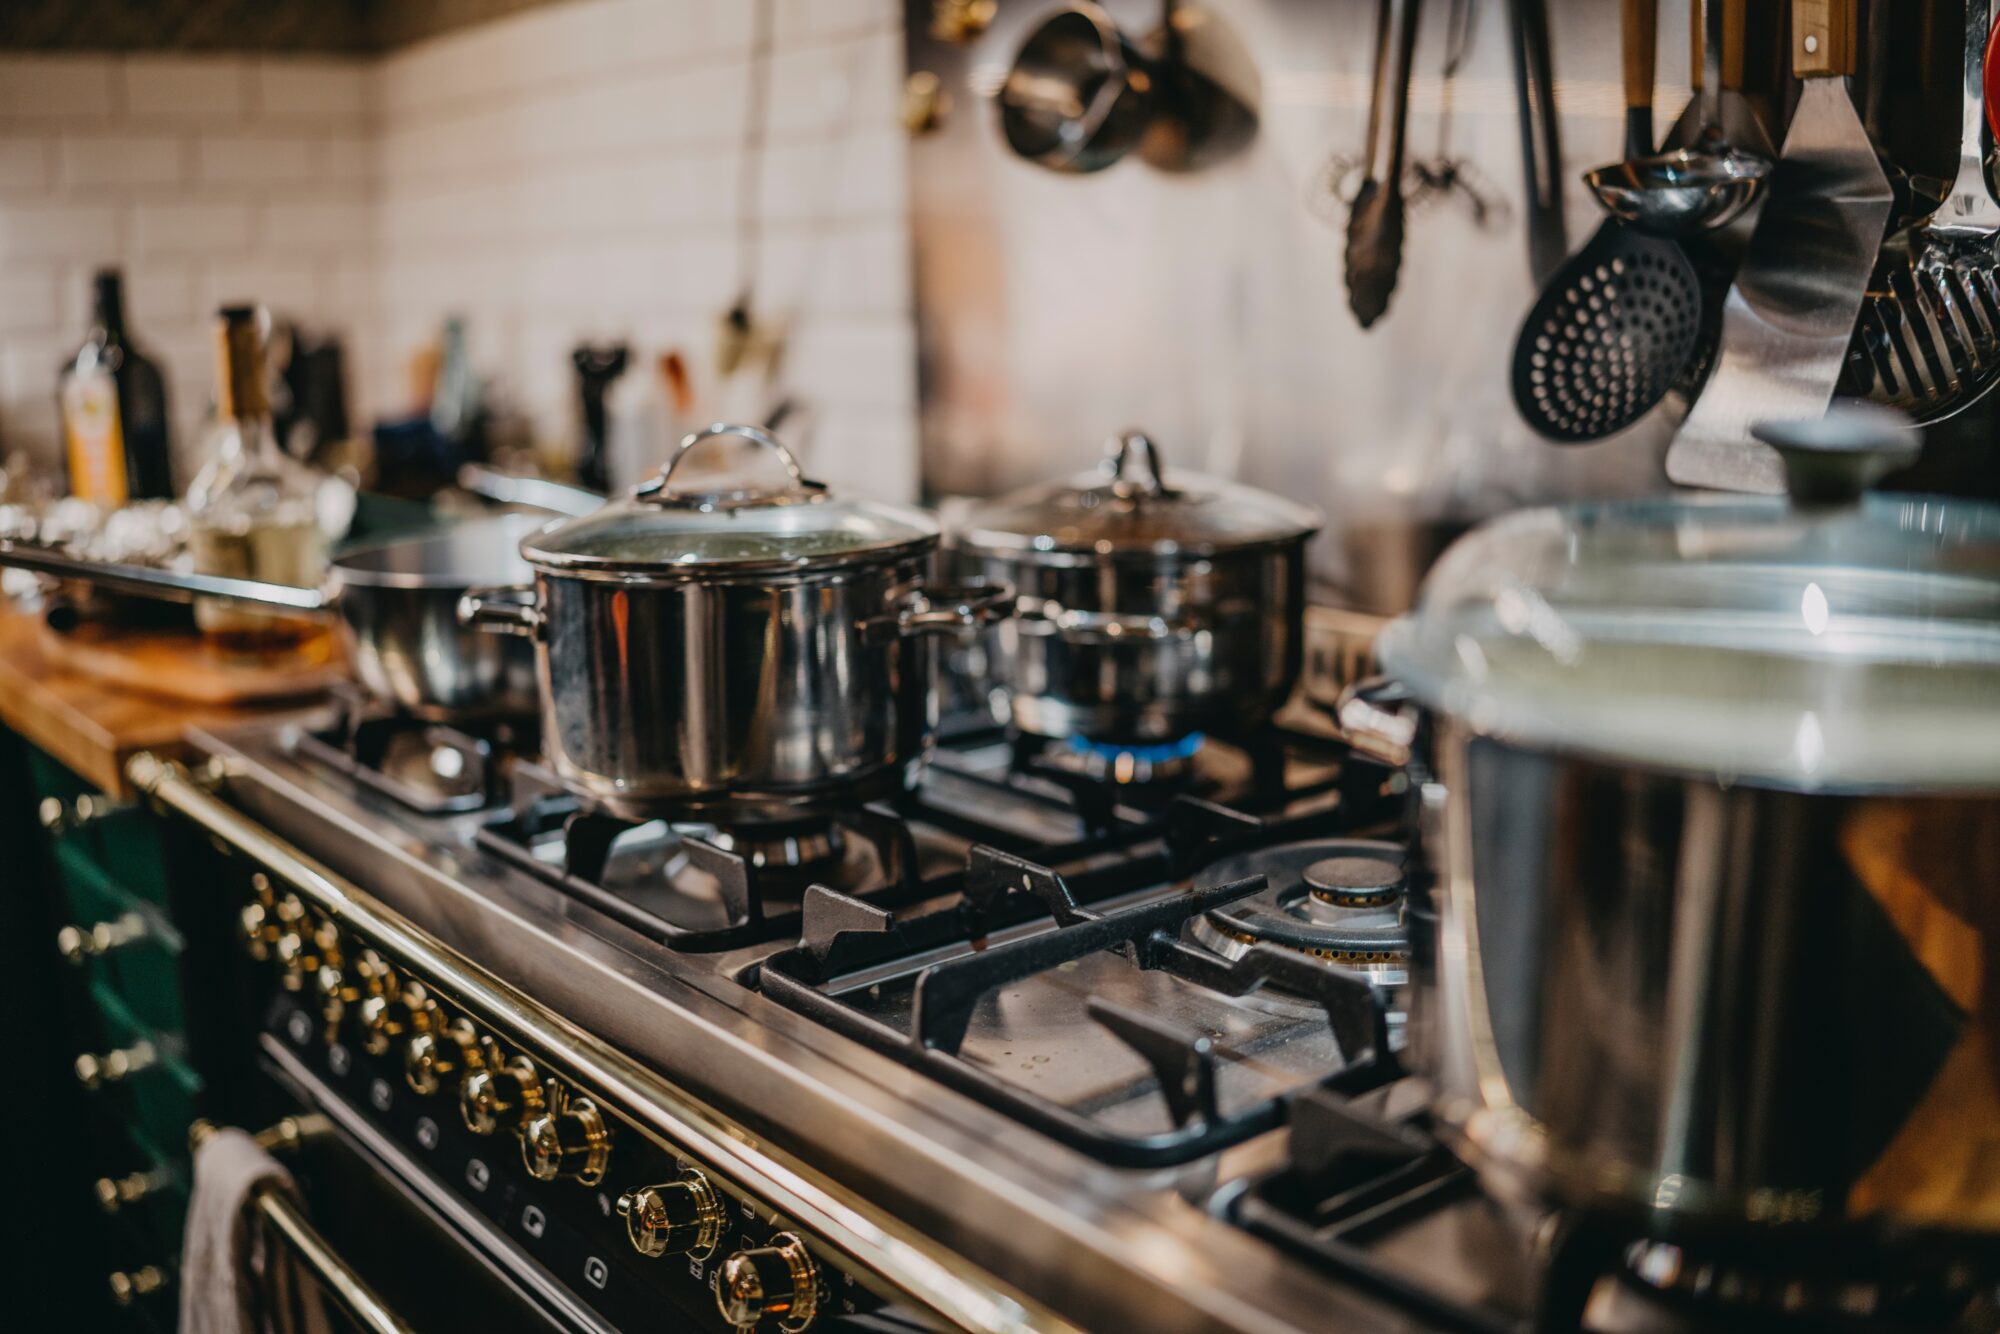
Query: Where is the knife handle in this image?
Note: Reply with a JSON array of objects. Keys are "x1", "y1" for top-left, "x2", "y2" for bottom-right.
[{"x1": 1793, "y1": 0, "x2": 1855, "y2": 79}]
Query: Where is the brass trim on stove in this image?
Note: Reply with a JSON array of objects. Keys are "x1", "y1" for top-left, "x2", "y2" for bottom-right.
[{"x1": 129, "y1": 752, "x2": 1076, "y2": 1334}]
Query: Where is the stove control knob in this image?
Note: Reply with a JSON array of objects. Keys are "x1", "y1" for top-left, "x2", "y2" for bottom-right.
[
  {"x1": 316, "y1": 948, "x2": 391, "y2": 1040},
  {"x1": 405, "y1": 1017, "x2": 487, "y2": 1096},
  {"x1": 714, "y1": 1233, "x2": 818, "y2": 1331},
  {"x1": 358, "y1": 979, "x2": 433, "y2": 1057},
  {"x1": 106, "y1": 1265, "x2": 168, "y2": 1306},
  {"x1": 238, "y1": 902, "x2": 275, "y2": 961},
  {"x1": 521, "y1": 1098, "x2": 611, "y2": 1185},
  {"x1": 75, "y1": 1040, "x2": 158, "y2": 1091},
  {"x1": 616, "y1": 1172, "x2": 725, "y2": 1258},
  {"x1": 460, "y1": 1056, "x2": 544, "y2": 1135}
]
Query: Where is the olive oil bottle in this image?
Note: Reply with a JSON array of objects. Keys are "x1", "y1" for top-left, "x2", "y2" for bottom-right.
[
  {"x1": 185, "y1": 306, "x2": 330, "y2": 653},
  {"x1": 57, "y1": 270, "x2": 172, "y2": 504}
]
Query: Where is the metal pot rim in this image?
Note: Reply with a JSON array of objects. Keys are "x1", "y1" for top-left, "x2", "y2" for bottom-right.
[
  {"x1": 953, "y1": 529, "x2": 1314, "y2": 566},
  {"x1": 519, "y1": 531, "x2": 939, "y2": 582}
]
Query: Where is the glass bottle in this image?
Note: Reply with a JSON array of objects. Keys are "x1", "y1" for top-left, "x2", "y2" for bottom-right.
[
  {"x1": 57, "y1": 269, "x2": 173, "y2": 504},
  {"x1": 185, "y1": 305, "x2": 329, "y2": 652}
]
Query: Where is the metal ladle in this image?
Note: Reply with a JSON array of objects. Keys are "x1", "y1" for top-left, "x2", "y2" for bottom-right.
[{"x1": 1585, "y1": 0, "x2": 1770, "y2": 236}]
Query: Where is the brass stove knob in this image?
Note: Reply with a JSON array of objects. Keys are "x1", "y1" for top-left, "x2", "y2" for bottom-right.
[
  {"x1": 358, "y1": 979, "x2": 433, "y2": 1056},
  {"x1": 75, "y1": 1040, "x2": 158, "y2": 1091},
  {"x1": 520, "y1": 1097, "x2": 611, "y2": 1185},
  {"x1": 316, "y1": 948, "x2": 390, "y2": 1039},
  {"x1": 405, "y1": 1017, "x2": 487, "y2": 1096},
  {"x1": 459, "y1": 1055, "x2": 544, "y2": 1135},
  {"x1": 616, "y1": 1172, "x2": 725, "y2": 1258},
  {"x1": 238, "y1": 902, "x2": 275, "y2": 961},
  {"x1": 56, "y1": 912, "x2": 149, "y2": 964},
  {"x1": 107, "y1": 1265, "x2": 168, "y2": 1306},
  {"x1": 93, "y1": 1166, "x2": 169, "y2": 1214},
  {"x1": 714, "y1": 1233, "x2": 818, "y2": 1332}
]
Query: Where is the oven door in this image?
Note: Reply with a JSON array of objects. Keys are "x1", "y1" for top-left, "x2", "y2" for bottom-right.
[{"x1": 254, "y1": 1035, "x2": 606, "y2": 1333}]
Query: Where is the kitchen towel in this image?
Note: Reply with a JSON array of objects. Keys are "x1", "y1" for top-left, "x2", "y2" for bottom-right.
[{"x1": 179, "y1": 1127, "x2": 332, "y2": 1334}]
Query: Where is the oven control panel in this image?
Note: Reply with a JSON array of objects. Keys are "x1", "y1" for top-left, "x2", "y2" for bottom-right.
[{"x1": 240, "y1": 874, "x2": 883, "y2": 1332}]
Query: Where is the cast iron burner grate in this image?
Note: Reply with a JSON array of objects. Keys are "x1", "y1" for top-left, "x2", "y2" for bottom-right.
[
  {"x1": 293, "y1": 688, "x2": 532, "y2": 816},
  {"x1": 1230, "y1": 1085, "x2": 2000, "y2": 1333},
  {"x1": 473, "y1": 762, "x2": 938, "y2": 952},
  {"x1": 913, "y1": 721, "x2": 1397, "y2": 857},
  {"x1": 756, "y1": 798, "x2": 1404, "y2": 1167}
]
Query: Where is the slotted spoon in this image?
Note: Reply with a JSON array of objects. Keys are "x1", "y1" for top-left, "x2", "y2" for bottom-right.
[{"x1": 1512, "y1": 0, "x2": 1704, "y2": 442}]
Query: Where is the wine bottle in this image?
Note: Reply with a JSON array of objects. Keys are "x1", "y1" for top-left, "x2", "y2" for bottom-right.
[
  {"x1": 57, "y1": 269, "x2": 173, "y2": 504},
  {"x1": 185, "y1": 305, "x2": 330, "y2": 653}
]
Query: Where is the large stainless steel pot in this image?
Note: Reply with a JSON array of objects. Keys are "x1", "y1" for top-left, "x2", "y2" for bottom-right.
[
  {"x1": 460, "y1": 424, "x2": 1011, "y2": 825},
  {"x1": 1340, "y1": 410, "x2": 2000, "y2": 1243},
  {"x1": 953, "y1": 432, "x2": 1320, "y2": 745},
  {"x1": 0, "y1": 512, "x2": 546, "y2": 719}
]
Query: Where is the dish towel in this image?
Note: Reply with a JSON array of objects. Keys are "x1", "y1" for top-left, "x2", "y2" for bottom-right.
[{"x1": 179, "y1": 1127, "x2": 333, "y2": 1334}]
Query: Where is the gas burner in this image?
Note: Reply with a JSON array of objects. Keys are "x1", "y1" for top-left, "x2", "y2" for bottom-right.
[
  {"x1": 1188, "y1": 839, "x2": 1410, "y2": 985},
  {"x1": 474, "y1": 761, "x2": 942, "y2": 950},
  {"x1": 1046, "y1": 732, "x2": 1206, "y2": 786},
  {"x1": 691, "y1": 820, "x2": 845, "y2": 877},
  {"x1": 292, "y1": 692, "x2": 532, "y2": 815}
]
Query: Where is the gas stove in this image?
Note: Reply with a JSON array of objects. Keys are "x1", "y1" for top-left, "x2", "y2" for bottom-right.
[{"x1": 153, "y1": 700, "x2": 2000, "y2": 1333}]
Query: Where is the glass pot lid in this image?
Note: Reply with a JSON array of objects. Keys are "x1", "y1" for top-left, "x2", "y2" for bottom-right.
[
  {"x1": 1376, "y1": 409, "x2": 2000, "y2": 790},
  {"x1": 956, "y1": 431, "x2": 1323, "y2": 559},
  {"x1": 522, "y1": 423, "x2": 938, "y2": 573}
]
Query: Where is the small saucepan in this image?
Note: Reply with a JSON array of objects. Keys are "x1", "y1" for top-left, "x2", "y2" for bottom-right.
[
  {"x1": 0, "y1": 511, "x2": 550, "y2": 719},
  {"x1": 458, "y1": 423, "x2": 1014, "y2": 826},
  {"x1": 951, "y1": 431, "x2": 1321, "y2": 745}
]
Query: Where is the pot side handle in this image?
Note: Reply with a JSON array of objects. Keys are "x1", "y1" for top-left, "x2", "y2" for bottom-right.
[
  {"x1": 1335, "y1": 676, "x2": 1420, "y2": 768},
  {"x1": 900, "y1": 580, "x2": 1017, "y2": 636},
  {"x1": 1015, "y1": 596, "x2": 1200, "y2": 643},
  {"x1": 456, "y1": 585, "x2": 541, "y2": 638}
]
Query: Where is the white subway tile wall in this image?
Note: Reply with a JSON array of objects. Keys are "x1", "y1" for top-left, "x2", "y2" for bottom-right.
[
  {"x1": 0, "y1": 50, "x2": 373, "y2": 479},
  {"x1": 0, "y1": 0, "x2": 915, "y2": 500}
]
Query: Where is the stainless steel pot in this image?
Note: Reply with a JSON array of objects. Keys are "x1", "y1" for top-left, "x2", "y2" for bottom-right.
[
  {"x1": 953, "y1": 431, "x2": 1320, "y2": 745},
  {"x1": 460, "y1": 424, "x2": 1012, "y2": 825},
  {"x1": 0, "y1": 512, "x2": 547, "y2": 719},
  {"x1": 1340, "y1": 410, "x2": 2000, "y2": 1241}
]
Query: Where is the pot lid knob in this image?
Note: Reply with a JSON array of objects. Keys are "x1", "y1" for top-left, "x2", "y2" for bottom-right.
[
  {"x1": 1103, "y1": 429, "x2": 1175, "y2": 499},
  {"x1": 1750, "y1": 405, "x2": 1921, "y2": 507},
  {"x1": 633, "y1": 422, "x2": 829, "y2": 510}
]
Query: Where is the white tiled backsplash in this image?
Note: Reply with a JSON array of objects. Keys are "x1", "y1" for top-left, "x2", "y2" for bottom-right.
[{"x1": 0, "y1": 0, "x2": 916, "y2": 500}]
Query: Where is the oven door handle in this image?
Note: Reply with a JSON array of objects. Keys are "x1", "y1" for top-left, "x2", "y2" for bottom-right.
[
  {"x1": 130, "y1": 753, "x2": 1074, "y2": 1334},
  {"x1": 189, "y1": 1117, "x2": 414, "y2": 1334},
  {"x1": 257, "y1": 1185, "x2": 415, "y2": 1334}
]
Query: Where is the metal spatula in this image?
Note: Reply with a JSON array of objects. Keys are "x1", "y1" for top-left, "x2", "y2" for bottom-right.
[
  {"x1": 1512, "y1": 0, "x2": 1706, "y2": 442},
  {"x1": 1840, "y1": 0, "x2": 2000, "y2": 423},
  {"x1": 1667, "y1": 0, "x2": 1894, "y2": 493}
]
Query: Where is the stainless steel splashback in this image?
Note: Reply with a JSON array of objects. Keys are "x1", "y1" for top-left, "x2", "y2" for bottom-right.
[{"x1": 905, "y1": 0, "x2": 1685, "y2": 610}]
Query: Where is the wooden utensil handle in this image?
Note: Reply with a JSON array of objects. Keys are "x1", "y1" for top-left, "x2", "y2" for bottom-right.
[
  {"x1": 1793, "y1": 0, "x2": 1855, "y2": 79},
  {"x1": 1623, "y1": 0, "x2": 1658, "y2": 110},
  {"x1": 1696, "y1": 0, "x2": 1750, "y2": 90}
]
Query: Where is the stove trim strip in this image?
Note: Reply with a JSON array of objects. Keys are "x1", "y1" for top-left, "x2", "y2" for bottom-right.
[{"x1": 128, "y1": 752, "x2": 1077, "y2": 1334}]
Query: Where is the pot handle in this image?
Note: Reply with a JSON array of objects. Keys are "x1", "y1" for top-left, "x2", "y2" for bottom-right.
[
  {"x1": 1102, "y1": 430, "x2": 1171, "y2": 498},
  {"x1": 1015, "y1": 596, "x2": 1199, "y2": 643},
  {"x1": 1335, "y1": 676, "x2": 1420, "y2": 767},
  {"x1": 634, "y1": 422, "x2": 829, "y2": 507},
  {"x1": 900, "y1": 580, "x2": 1017, "y2": 636},
  {"x1": 456, "y1": 585, "x2": 541, "y2": 638}
]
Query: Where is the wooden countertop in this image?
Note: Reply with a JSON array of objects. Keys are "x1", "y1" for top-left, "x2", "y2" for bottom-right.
[{"x1": 0, "y1": 604, "x2": 322, "y2": 796}]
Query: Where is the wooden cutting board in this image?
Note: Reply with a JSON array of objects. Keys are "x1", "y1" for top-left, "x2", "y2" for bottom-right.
[
  {"x1": 39, "y1": 618, "x2": 346, "y2": 705},
  {"x1": 0, "y1": 604, "x2": 336, "y2": 795}
]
